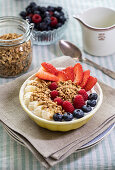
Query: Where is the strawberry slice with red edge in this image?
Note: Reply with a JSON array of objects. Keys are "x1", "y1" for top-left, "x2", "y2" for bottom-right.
[
  {"x1": 80, "y1": 70, "x2": 90, "y2": 88},
  {"x1": 84, "y1": 76, "x2": 97, "y2": 91},
  {"x1": 35, "y1": 67, "x2": 59, "y2": 82},
  {"x1": 63, "y1": 66, "x2": 74, "y2": 81},
  {"x1": 73, "y1": 63, "x2": 83, "y2": 85},
  {"x1": 57, "y1": 70, "x2": 68, "y2": 81},
  {"x1": 41, "y1": 62, "x2": 58, "y2": 75}
]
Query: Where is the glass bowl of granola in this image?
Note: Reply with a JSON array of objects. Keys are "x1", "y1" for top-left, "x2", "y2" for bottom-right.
[{"x1": 19, "y1": 62, "x2": 103, "y2": 131}]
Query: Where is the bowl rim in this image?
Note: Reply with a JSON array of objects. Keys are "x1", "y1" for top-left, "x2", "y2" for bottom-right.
[{"x1": 19, "y1": 69, "x2": 103, "y2": 125}]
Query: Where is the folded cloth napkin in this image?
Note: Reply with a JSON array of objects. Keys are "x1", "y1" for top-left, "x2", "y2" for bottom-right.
[{"x1": 0, "y1": 56, "x2": 115, "y2": 168}]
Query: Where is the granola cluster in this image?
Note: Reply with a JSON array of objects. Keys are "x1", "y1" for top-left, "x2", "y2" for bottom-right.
[
  {"x1": 57, "y1": 80, "x2": 81, "y2": 103},
  {"x1": 0, "y1": 33, "x2": 32, "y2": 77}
]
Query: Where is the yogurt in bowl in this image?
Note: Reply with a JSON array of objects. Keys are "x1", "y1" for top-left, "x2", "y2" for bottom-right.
[{"x1": 19, "y1": 63, "x2": 103, "y2": 131}]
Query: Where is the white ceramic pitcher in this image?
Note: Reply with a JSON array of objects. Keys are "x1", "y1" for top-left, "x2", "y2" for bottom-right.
[{"x1": 74, "y1": 7, "x2": 115, "y2": 56}]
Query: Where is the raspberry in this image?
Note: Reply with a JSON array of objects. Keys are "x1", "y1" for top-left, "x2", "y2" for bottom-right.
[
  {"x1": 32, "y1": 14, "x2": 42, "y2": 23},
  {"x1": 73, "y1": 95, "x2": 85, "y2": 109},
  {"x1": 50, "y1": 90, "x2": 59, "y2": 99},
  {"x1": 78, "y1": 89, "x2": 88, "y2": 101},
  {"x1": 62, "y1": 101, "x2": 74, "y2": 113},
  {"x1": 49, "y1": 82, "x2": 58, "y2": 90},
  {"x1": 54, "y1": 97, "x2": 63, "y2": 106},
  {"x1": 50, "y1": 17, "x2": 58, "y2": 27}
]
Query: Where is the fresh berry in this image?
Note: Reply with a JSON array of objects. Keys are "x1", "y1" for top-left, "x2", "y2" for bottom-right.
[
  {"x1": 88, "y1": 93, "x2": 98, "y2": 100},
  {"x1": 54, "y1": 97, "x2": 63, "y2": 106},
  {"x1": 53, "y1": 113, "x2": 63, "y2": 121},
  {"x1": 56, "y1": 6, "x2": 62, "y2": 12},
  {"x1": 78, "y1": 89, "x2": 88, "y2": 101},
  {"x1": 74, "y1": 63, "x2": 83, "y2": 85},
  {"x1": 39, "y1": 22, "x2": 47, "y2": 31},
  {"x1": 35, "y1": 67, "x2": 59, "y2": 82},
  {"x1": 33, "y1": 11, "x2": 40, "y2": 15},
  {"x1": 47, "y1": 6, "x2": 55, "y2": 12},
  {"x1": 40, "y1": 7, "x2": 47, "y2": 13},
  {"x1": 63, "y1": 112, "x2": 73, "y2": 121},
  {"x1": 57, "y1": 71, "x2": 68, "y2": 81},
  {"x1": 63, "y1": 66, "x2": 74, "y2": 81},
  {"x1": 80, "y1": 70, "x2": 90, "y2": 88},
  {"x1": 49, "y1": 82, "x2": 58, "y2": 90},
  {"x1": 84, "y1": 76, "x2": 97, "y2": 91},
  {"x1": 41, "y1": 62, "x2": 58, "y2": 75},
  {"x1": 73, "y1": 109, "x2": 84, "y2": 118},
  {"x1": 82, "y1": 105, "x2": 92, "y2": 112},
  {"x1": 50, "y1": 17, "x2": 58, "y2": 27},
  {"x1": 32, "y1": 14, "x2": 42, "y2": 23},
  {"x1": 44, "y1": 17, "x2": 51, "y2": 25},
  {"x1": 50, "y1": 90, "x2": 59, "y2": 99},
  {"x1": 29, "y1": 2, "x2": 37, "y2": 7},
  {"x1": 87, "y1": 100, "x2": 97, "y2": 107},
  {"x1": 53, "y1": 11, "x2": 60, "y2": 18},
  {"x1": 58, "y1": 15, "x2": 66, "y2": 24},
  {"x1": 26, "y1": 7, "x2": 32, "y2": 14},
  {"x1": 20, "y1": 11, "x2": 27, "y2": 18},
  {"x1": 73, "y1": 95, "x2": 85, "y2": 109},
  {"x1": 62, "y1": 101, "x2": 74, "y2": 113}
]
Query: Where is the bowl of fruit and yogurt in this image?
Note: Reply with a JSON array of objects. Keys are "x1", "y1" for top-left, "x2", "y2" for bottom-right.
[{"x1": 19, "y1": 62, "x2": 103, "y2": 131}]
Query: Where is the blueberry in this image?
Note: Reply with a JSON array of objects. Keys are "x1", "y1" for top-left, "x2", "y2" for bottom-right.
[
  {"x1": 73, "y1": 109, "x2": 84, "y2": 118},
  {"x1": 88, "y1": 93, "x2": 98, "y2": 100},
  {"x1": 56, "y1": 6, "x2": 62, "y2": 12},
  {"x1": 47, "y1": 6, "x2": 55, "y2": 12},
  {"x1": 53, "y1": 113, "x2": 63, "y2": 121},
  {"x1": 32, "y1": 6, "x2": 39, "y2": 12},
  {"x1": 59, "y1": 16, "x2": 66, "y2": 24},
  {"x1": 39, "y1": 22, "x2": 47, "y2": 31},
  {"x1": 82, "y1": 105, "x2": 92, "y2": 112},
  {"x1": 44, "y1": 11, "x2": 50, "y2": 17},
  {"x1": 87, "y1": 100, "x2": 97, "y2": 107},
  {"x1": 26, "y1": 7, "x2": 32, "y2": 14},
  {"x1": 63, "y1": 112, "x2": 73, "y2": 121},
  {"x1": 44, "y1": 17, "x2": 51, "y2": 25},
  {"x1": 29, "y1": 2, "x2": 37, "y2": 7},
  {"x1": 55, "y1": 23, "x2": 62, "y2": 28},
  {"x1": 59, "y1": 11, "x2": 64, "y2": 16},
  {"x1": 26, "y1": 16, "x2": 32, "y2": 23},
  {"x1": 53, "y1": 11, "x2": 60, "y2": 18},
  {"x1": 33, "y1": 11, "x2": 40, "y2": 15},
  {"x1": 40, "y1": 7, "x2": 47, "y2": 13},
  {"x1": 47, "y1": 26, "x2": 52, "y2": 31},
  {"x1": 20, "y1": 11, "x2": 27, "y2": 18}
]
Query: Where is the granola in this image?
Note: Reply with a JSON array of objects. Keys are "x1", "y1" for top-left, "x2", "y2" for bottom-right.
[{"x1": 0, "y1": 33, "x2": 32, "y2": 77}]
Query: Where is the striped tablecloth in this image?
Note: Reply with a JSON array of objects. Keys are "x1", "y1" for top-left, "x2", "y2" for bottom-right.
[{"x1": 0, "y1": 0, "x2": 115, "y2": 169}]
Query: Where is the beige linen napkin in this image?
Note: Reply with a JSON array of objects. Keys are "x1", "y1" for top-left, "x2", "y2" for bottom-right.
[{"x1": 0, "y1": 56, "x2": 115, "y2": 168}]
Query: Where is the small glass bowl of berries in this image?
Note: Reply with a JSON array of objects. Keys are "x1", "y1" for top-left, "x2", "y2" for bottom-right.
[{"x1": 19, "y1": 2, "x2": 69, "y2": 45}]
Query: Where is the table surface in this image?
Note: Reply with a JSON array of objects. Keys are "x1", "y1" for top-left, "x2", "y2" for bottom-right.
[{"x1": 0, "y1": 0, "x2": 115, "y2": 169}]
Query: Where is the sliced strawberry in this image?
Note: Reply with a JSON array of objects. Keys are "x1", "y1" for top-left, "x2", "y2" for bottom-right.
[
  {"x1": 80, "y1": 70, "x2": 90, "y2": 88},
  {"x1": 73, "y1": 63, "x2": 83, "y2": 85},
  {"x1": 41, "y1": 62, "x2": 58, "y2": 75},
  {"x1": 57, "y1": 70, "x2": 68, "y2": 81},
  {"x1": 84, "y1": 76, "x2": 97, "y2": 91},
  {"x1": 35, "y1": 67, "x2": 59, "y2": 82},
  {"x1": 63, "y1": 66, "x2": 74, "y2": 81}
]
